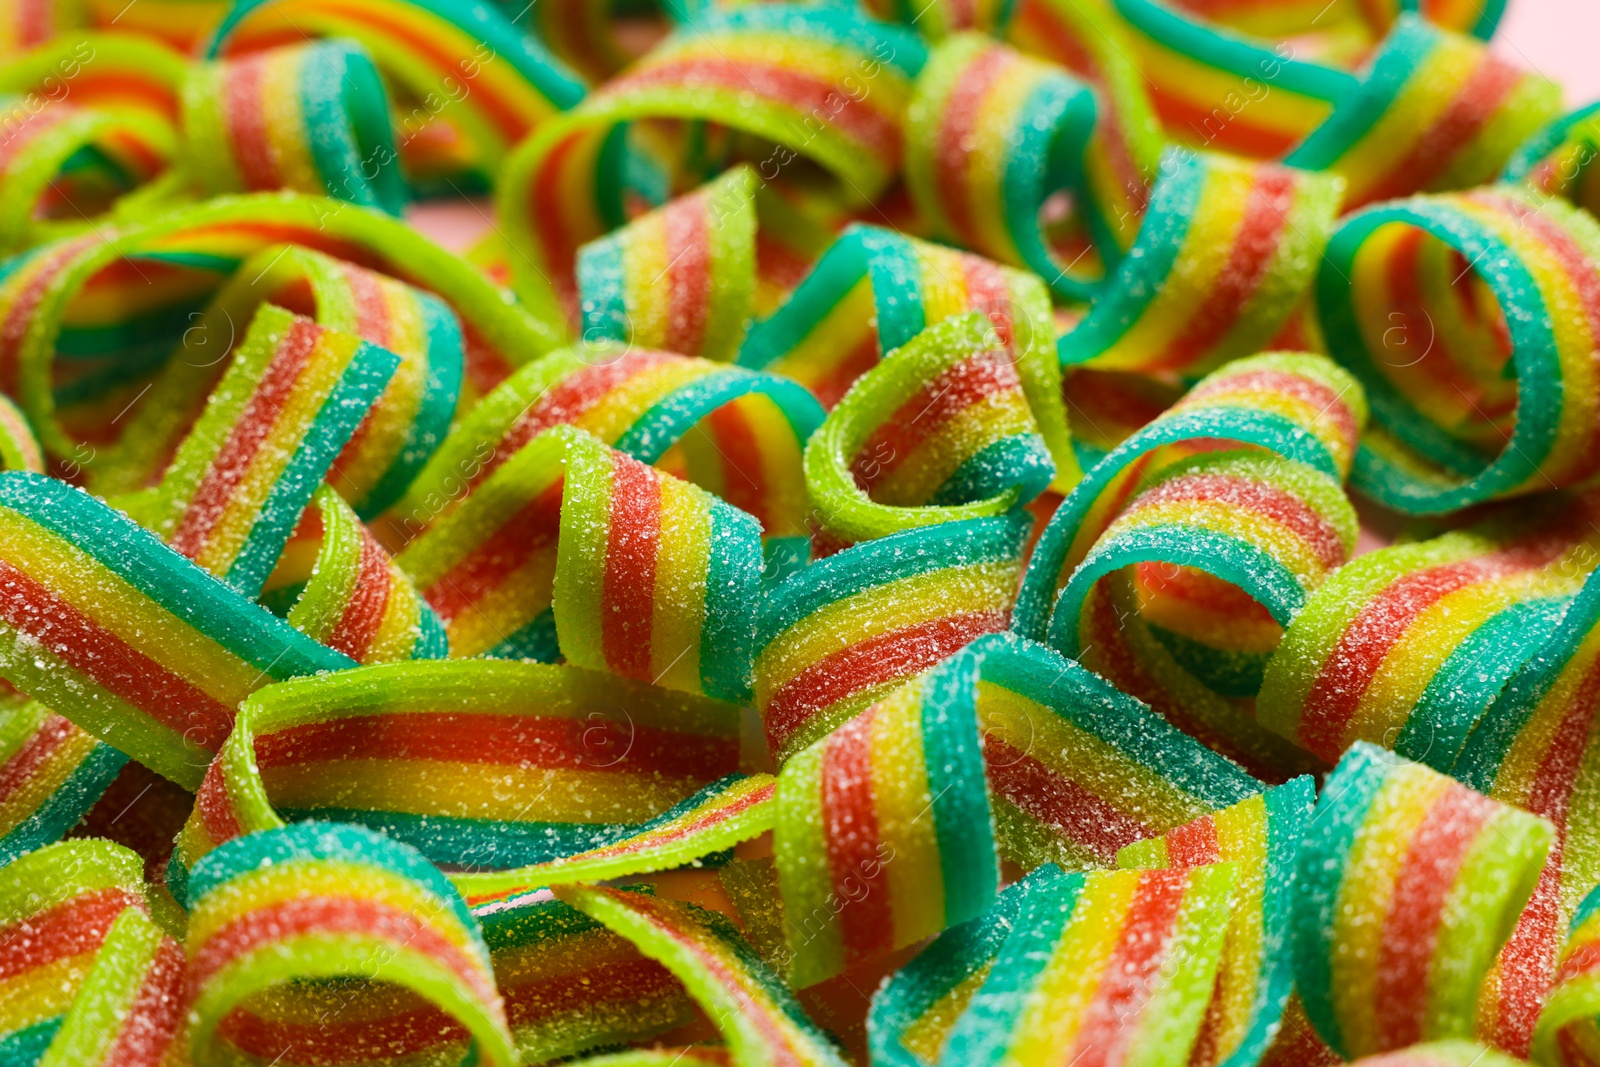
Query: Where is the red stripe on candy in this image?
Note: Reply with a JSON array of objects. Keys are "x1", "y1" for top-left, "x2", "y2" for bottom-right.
[
  {"x1": 600, "y1": 454, "x2": 662, "y2": 682},
  {"x1": 822, "y1": 711, "x2": 894, "y2": 963},
  {"x1": 982, "y1": 738, "x2": 1154, "y2": 863}
]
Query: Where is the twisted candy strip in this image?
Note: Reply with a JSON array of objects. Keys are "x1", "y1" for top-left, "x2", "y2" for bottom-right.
[
  {"x1": 1533, "y1": 880, "x2": 1600, "y2": 1066},
  {"x1": 182, "y1": 40, "x2": 404, "y2": 215},
  {"x1": 0, "y1": 840, "x2": 177, "y2": 1064},
  {"x1": 171, "y1": 659, "x2": 744, "y2": 896},
  {"x1": 1259, "y1": 494, "x2": 1600, "y2": 770},
  {"x1": 578, "y1": 167, "x2": 756, "y2": 361},
  {"x1": 868, "y1": 866, "x2": 1059, "y2": 1067},
  {"x1": 498, "y1": 4, "x2": 927, "y2": 320},
  {"x1": 388, "y1": 338, "x2": 821, "y2": 573},
  {"x1": 0, "y1": 33, "x2": 187, "y2": 125},
  {"x1": 754, "y1": 515, "x2": 1030, "y2": 763},
  {"x1": 1319, "y1": 186, "x2": 1600, "y2": 513},
  {"x1": 472, "y1": 889, "x2": 700, "y2": 1063},
  {"x1": 1056, "y1": 148, "x2": 1343, "y2": 376},
  {"x1": 0, "y1": 194, "x2": 556, "y2": 467},
  {"x1": 905, "y1": 34, "x2": 1108, "y2": 301},
  {"x1": 1294, "y1": 742, "x2": 1554, "y2": 1059},
  {"x1": 0, "y1": 471, "x2": 352, "y2": 787},
  {"x1": 138, "y1": 303, "x2": 397, "y2": 596},
  {"x1": 182, "y1": 821, "x2": 515, "y2": 1067},
  {"x1": 773, "y1": 631, "x2": 1259, "y2": 986},
  {"x1": 265, "y1": 485, "x2": 447, "y2": 664},
  {"x1": 100, "y1": 243, "x2": 464, "y2": 520},
  {"x1": 0, "y1": 699, "x2": 125, "y2": 864},
  {"x1": 1505, "y1": 102, "x2": 1600, "y2": 217},
  {"x1": 397, "y1": 426, "x2": 762, "y2": 701},
  {"x1": 937, "y1": 863, "x2": 1238, "y2": 1067},
  {"x1": 1118, "y1": 778, "x2": 1314, "y2": 1067},
  {"x1": 204, "y1": 0, "x2": 584, "y2": 183},
  {"x1": 803, "y1": 313, "x2": 1067, "y2": 546},
  {"x1": 1455, "y1": 562, "x2": 1600, "y2": 1054},
  {"x1": 556, "y1": 883, "x2": 851, "y2": 1067}
]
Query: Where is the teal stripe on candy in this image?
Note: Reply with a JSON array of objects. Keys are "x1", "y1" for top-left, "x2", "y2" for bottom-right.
[
  {"x1": 931, "y1": 433, "x2": 1054, "y2": 509},
  {"x1": 1293, "y1": 743, "x2": 1391, "y2": 1059},
  {"x1": 354, "y1": 291, "x2": 465, "y2": 518},
  {"x1": 0, "y1": 742, "x2": 126, "y2": 866},
  {"x1": 613, "y1": 368, "x2": 826, "y2": 467},
  {"x1": 1047, "y1": 523, "x2": 1309, "y2": 655},
  {"x1": 738, "y1": 228, "x2": 874, "y2": 369},
  {"x1": 576, "y1": 234, "x2": 630, "y2": 345},
  {"x1": 186, "y1": 821, "x2": 482, "y2": 938},
  {"x1": 1395, "y1": 596, "x2": 1570, "y2": 771},
  {"x1": 1003, "y1": 72, "x2": 1101, "y2": 301},
  {"x1": 938, "y1": 864, "x2": 1083, "y2": 1067},
  {"x1": 698, "y1": 4, "x2": 929, "y2": 79},
  {"x1": 976, "y1": 632, "x2": 1260, "y2": 808},
  {"x1": 1503, "y1": 102, "x2": 1600, "y2": 185},
  {"x1": 869, "y1": 231, "x2": 930, "y2": 352},
  {"x1": 1057, "y1": 147, "x2": 1207, "y2": 366},
  {"x1": 1014, "y1": 405, "x2": 1341, "y2": 642},
  {"x1": 0, "y1": 473, "x2": 352, "y2": 678},
  {"x1": 1285, "y1": 16, "x2": 1435, "y2": 171},
  {"x1": 920, "y1": 646, "x2": 1000, "y2": 930},
  {"x1": 276, "y1": 808, "x2": 640, "y2": 870},
  {"x1": 486, "y1": 608, "x2": 561, "y2": 662},
  {"x1": 700, "y1": 501, "x2": 763, "y2": 705},
  {"x1": 758, "y1": 514, "x2": 1030, "y2": 650},
  {"x1": 224, "y1": 338, "x2": 399, "y2": 596},
  {"x1": 413, "y1": 602, "x2": 450, "y2": 660},
  {"x1": 0, "y1": 1017, "x2": 63, "y2": 1065}
]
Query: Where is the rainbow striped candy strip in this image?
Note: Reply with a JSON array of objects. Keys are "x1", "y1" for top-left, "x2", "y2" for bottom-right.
[
  {"x1": 97, "y1": 243, "x2": 464, "y2": 518},
  {"x1": 1282, "y1": 17, "x2": 1558, "y2": 210},
  {"x1": 27, "y1": 906, "x2": 185, "y2": 1067},
  {"x1": 755, "y1": 515, "x2": 1030, "y2": 763},
  {"x1": 528, "y1": 0, "x2": 656, "y2": 83},
  {"x1": 803, "y1": 312, "x2": 1065, "y2": 546},
  {"x1": 0, "y1": 393, "x2": 42, "y2": 473},
  {"x1": 1260, "y1": 494, "x2": 1600, "y2": 770},
  {"x1": 868, "y1": 864, "x2": 1060, "y2": 1067},
  {"x1": 265, "y1": 486, "x2": 446, "y2": 663},
  {"x1": 0, "y1": 839, "x2": 157, "y2": 1063},
  {"x1": 182, "y1": 40, "x2": 406, "y2": 215},
  {"x1": 774, "y1": 631, "x2": 1259, "y2": 986},
  {"x1": 906, "y1": 34, "x2": 1107, "y2": 301},
  {"x1": 457, "y1": 774, "x2": 776, "y2": 906},
  {"x1": 555, "y1": 883, "x2": 851, "y2": 1067},
  {"x1": 471, "y1": 890, "x2": 700, "y2": 1064},
  {"x1": 1346, "y1": 1040, "x2": 1532, "y2": 1067},
  {"x1": 740, "y1": 226, "x2": 1069, "y2": 433},
  {"x1": 383, "y1": 339, "x2": 821, "y2": 574},
  {"x1": 203, "y1": 0, "x2": 584, "y2": 185},
  {"x1": 171, "y1": 659, "x2": 743, "y2": 902},
  {"x1": 0, "y1": 33, "x2": 188, "y2": 126},
  {"x1": 1294, "y1": 742, "x2": 1554, "y2": 1059},
  {"x1": 1454, "y1": 562, "x2": 1600, "y2": 1055},
  {"x1": 183, "y1": 821, "x2": 515, "y2": 1067},
  {"x1": 0, "y1": 0, "x2": 78, "y2": 53},
  {"x1": 397, "y1": 425, "x2": 762, "y2": 698},
  {"x1": 140, "y1": 302, "x2": 398, "y2": 597},
  {"x1": 0, "y1": 194, "x2": 557, "y2": 467},
  {"x1": 497, "y1": 4, "x2": 926, "y2": 322},
  {"x1": 0, "y1": 470, "x2": 353, "y2": 787},
  {"x1": 0, "y1": 95, "x2": 177, "y2": 255},
  {"x1": 1504, "y1": 102, "x2": 1600, "y2": 216},
  {"x1": 1320, "y1": 190, "x2": 1600, "y2": 514},
  {"x1": 1016, "y1": 352, "x2": 1367, "y2": 774},
  {"x1": 1118, "y1": 778, "x2": 1314, "y2": 1067},
  {"x1": 0, "y1": 700, "x2": 126, "y2": 864},
  {"x1": 1532, "y1": 880, "x2": 1600, "y2": 1066},
  {"x1": 936, "y1": 863, "x2": 1238, "y2": 1067},
  {"x1": 1057, "y1": 148, "x2": 1343, "y2": 377},
  {"x1": 1000, "y1": 0, "x2": 1167, "y2": 253},
  {"x1": 859, "y1": 0, "x2": 1013, "y2": 38},
  {"x1": 577, "y1": 166, "x2": 756, "y2": 361}
]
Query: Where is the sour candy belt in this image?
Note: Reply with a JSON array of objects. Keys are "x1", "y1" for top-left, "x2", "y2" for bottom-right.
[
  {"x1": 1294, "y1": 742, "x2": 1554, "y2": 1059},
  {"x1": 773, "y1": 630, "x2": 1258, "y2": 986},
  {"x1": 1318, "y1": 186, "x2": 1600, "y2": 513},
  {"x1": 170, "y1": 658, "x2": 745, "y2": 899},
  {"x1": 183, "y1": 821, "x2": 516, "y2": 1067},
  {"x1": 1532, "y1": 879, "x2": 1600, "y2": 1066},
  {"x1": 0, "y1": 699, "x2": 126, "y2": 864}
]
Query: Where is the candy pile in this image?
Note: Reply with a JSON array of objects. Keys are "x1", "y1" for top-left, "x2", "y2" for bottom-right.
[{"x1": 0, "y1": 0, "x2": 1597, "y2": 1064}]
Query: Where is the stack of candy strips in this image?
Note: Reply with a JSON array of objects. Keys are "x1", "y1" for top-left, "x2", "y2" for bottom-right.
[{"x1": 0, "y1": 0, "x2": 1596, "y2": 1065}]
